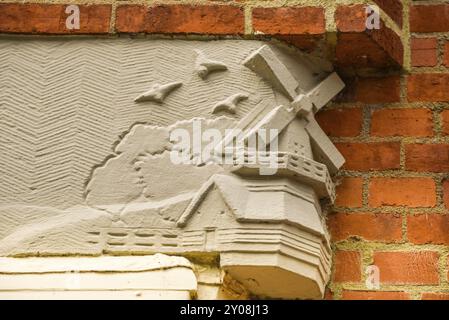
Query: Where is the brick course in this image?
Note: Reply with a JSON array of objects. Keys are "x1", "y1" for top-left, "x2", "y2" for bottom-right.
[
  {"x1": 116, "y1": 5, "x2": 244, "y2": 35},
  {"x1": 371, "y1": 108, "x2": 433, "y2": 137},
  {"x1": 373, "y1": 252, "x2": 439, "y2": 285},
  {"x1": 252, "y1": 7, "x2": 325, "y2": 35},
  {"x1": 336, "y1": 142, "x2": 401, "y2": 171},
  {"x1": 328, "y1": 212, "x2": 402, "y2": 242},
  {"x1": 369, "y1": 178, "x2": 436, "y2": 208},
  {"x1": 0, "y1": 3, "x2": 111, "y2": 34}
]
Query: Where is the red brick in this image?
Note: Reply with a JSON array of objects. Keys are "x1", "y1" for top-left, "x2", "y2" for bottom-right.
[
  {"x1": 335, "y1": 33, "x2": 396, "y2": 69},
  {"x1": 422, "y1": 293, "x2": 449, "y2": 300},
  {"x1": 116, "y1": 5, "x2": 244, "y2": 35},
  {"x1": 328, "y1": 212, "x2": 402, "y2": 242},
  {"x1": 405, "y1": 144, "x2": 449, "y2": 172},
  {"x1": 443, "y1": 179, "x2": 449, "y2": 210},
  {"x1": 252, "y1": 7, "x2": 325, "y2": 35},
  {"x1": 374, "y1": 251, "x2": 439, "y2": 285},
  {"x1": 274, "y1": 35, "x2": 322, "y2": 53},
  {"x1": 333, "y1": 251, "x2": 361, "y2": 283},
  {"x1": 316, "y1": 108, "x2": 363, "y2": 137},
  {"x1": 344, "y1": 76, "x2": 401, "y2": 103},
  {"x1": 408, "y1": 74, "x2": 449, "y2": 102},
  {"x1": 342, "y1": 290, "x2": 410, "y2": 300},
  {"x1": 0, "y1": 3, "x2": 111, "y2": 34},
  {"x1": 336, "y1": 5, "x2": 366, "y2": 32},
  {"x1": 334, "y1": 3, "x2": 403, "y2": 66},
  {"x1": 368, "y1": 21, "x2": 404, "y2": 66},
  {"x1": 324, "y1": 288, "x2": 334, "y2": 300},
  {"x1": 373, "y1": 0, "x2": 403, "y2": 28},
  {"x1": 336, "y1": 142, "x2": 400, "y2": 171},
  {"x1": 369, "y1": 178, "x2": 436, "y2": 208},
  {"x1": 410, "y1": 5, "x2": 449, "y2": 33},
  {"x1": 335, "y1": 177, "x2": 363, "y2": 208},
  {"x1": 371, "y1": 108, "x2": 433, "y2": 137},
  {"x1": 115, "y1": 5, "x2": 146, "y2": 33},
  {"x1": 442, "y1": 110, "x2": 449, "y2": 136},
  {"x1": 408, "y1": 214, "x2": 449, "y2": 245},
  {"x1": 411, "y1": 38, "x2": 438, "y2": 67},
  {"x1": 444, "y1": 42, "x2": 449, "y2": 67}
]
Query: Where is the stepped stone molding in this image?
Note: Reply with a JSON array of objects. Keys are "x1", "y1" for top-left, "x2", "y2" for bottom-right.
[
  {"x1": 0, "y1": 254, "x2": 197, "y2": 299},
  {"x1": 0, "y1": 39, "x2": 345, "y2": 299}
]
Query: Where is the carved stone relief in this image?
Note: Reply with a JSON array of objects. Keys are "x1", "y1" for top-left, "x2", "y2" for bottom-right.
[{"x1": 0, "y1": 39, "x2": 345, "y2": 299}]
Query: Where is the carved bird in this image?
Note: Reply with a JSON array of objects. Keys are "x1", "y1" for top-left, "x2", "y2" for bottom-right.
[
  {"x1": 212, "y1": 93, "x2": 249, "y2": 114},
  {"x1": 134, "y1": 82, "x2": 182, "y2": 103},
  {"x1": 195, "y1": 50, "x2": 228, "y2": 79}
]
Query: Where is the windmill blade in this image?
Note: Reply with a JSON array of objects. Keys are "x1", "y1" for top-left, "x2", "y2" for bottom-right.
[
  {"x1": 243, "y1": 105, "x2": 296, "y2": 146},
  {"x1": 305, "y1": 117, "x2": 345, "y2": 175},
  {"x1": 306, "y1": 72, "x2": 345, "y2": 113},
  {"x1": 243, "y1": 45, "x2": 299, "y2": 101}
]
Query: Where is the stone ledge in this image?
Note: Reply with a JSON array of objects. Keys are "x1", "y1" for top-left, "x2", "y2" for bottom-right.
[{"x1": 0, "y1": 254, "x2": 197, "y2": 300}]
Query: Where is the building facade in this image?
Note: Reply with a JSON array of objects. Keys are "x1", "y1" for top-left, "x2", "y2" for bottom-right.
[{"x1": 0, "y1": 0, "x2": 449, "y2": 300}]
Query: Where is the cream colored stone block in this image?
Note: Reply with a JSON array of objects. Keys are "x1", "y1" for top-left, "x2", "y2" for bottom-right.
[
  {"x1": 0, "y1": 290, "x2": 191, "y2": 300},
  {"x1": 0, "y1": 254, "x2": 196, "y2": 300}
]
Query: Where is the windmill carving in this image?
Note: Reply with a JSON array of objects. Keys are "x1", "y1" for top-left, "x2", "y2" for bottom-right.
[
  {"x1": 0, "y1": 40, "x2": 347, "y2": 300},
  {"x1": 175, "y1": 45, "x2": 347, "y2": 299},
  {"x1": 212, "y1": 45, "x2": 345, "y2": 202}
]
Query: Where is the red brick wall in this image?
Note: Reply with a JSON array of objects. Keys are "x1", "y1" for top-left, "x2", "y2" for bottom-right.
[
  {"x1": 0, "y1": 0, "x2": 448, "y2": 300},
  {"x1": 321, "y1": 1, "x2": 449, "y2": 300}
]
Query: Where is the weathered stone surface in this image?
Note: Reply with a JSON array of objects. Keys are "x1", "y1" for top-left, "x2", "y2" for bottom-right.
[
  {"x1": 0, "y1": 39, "x2": 345, "y2": 299},
  {"x1": 0, "y1": 254, "x2": 197, "y2": 299}
]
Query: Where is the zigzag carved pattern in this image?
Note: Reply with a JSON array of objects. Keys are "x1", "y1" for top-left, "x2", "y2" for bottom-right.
[
  {"x1": 0, "y1": 42, "x2": 46, "y2": 204},
  {"x1": 0, "y1": 39, "x2": 276, "y2": 209}
]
